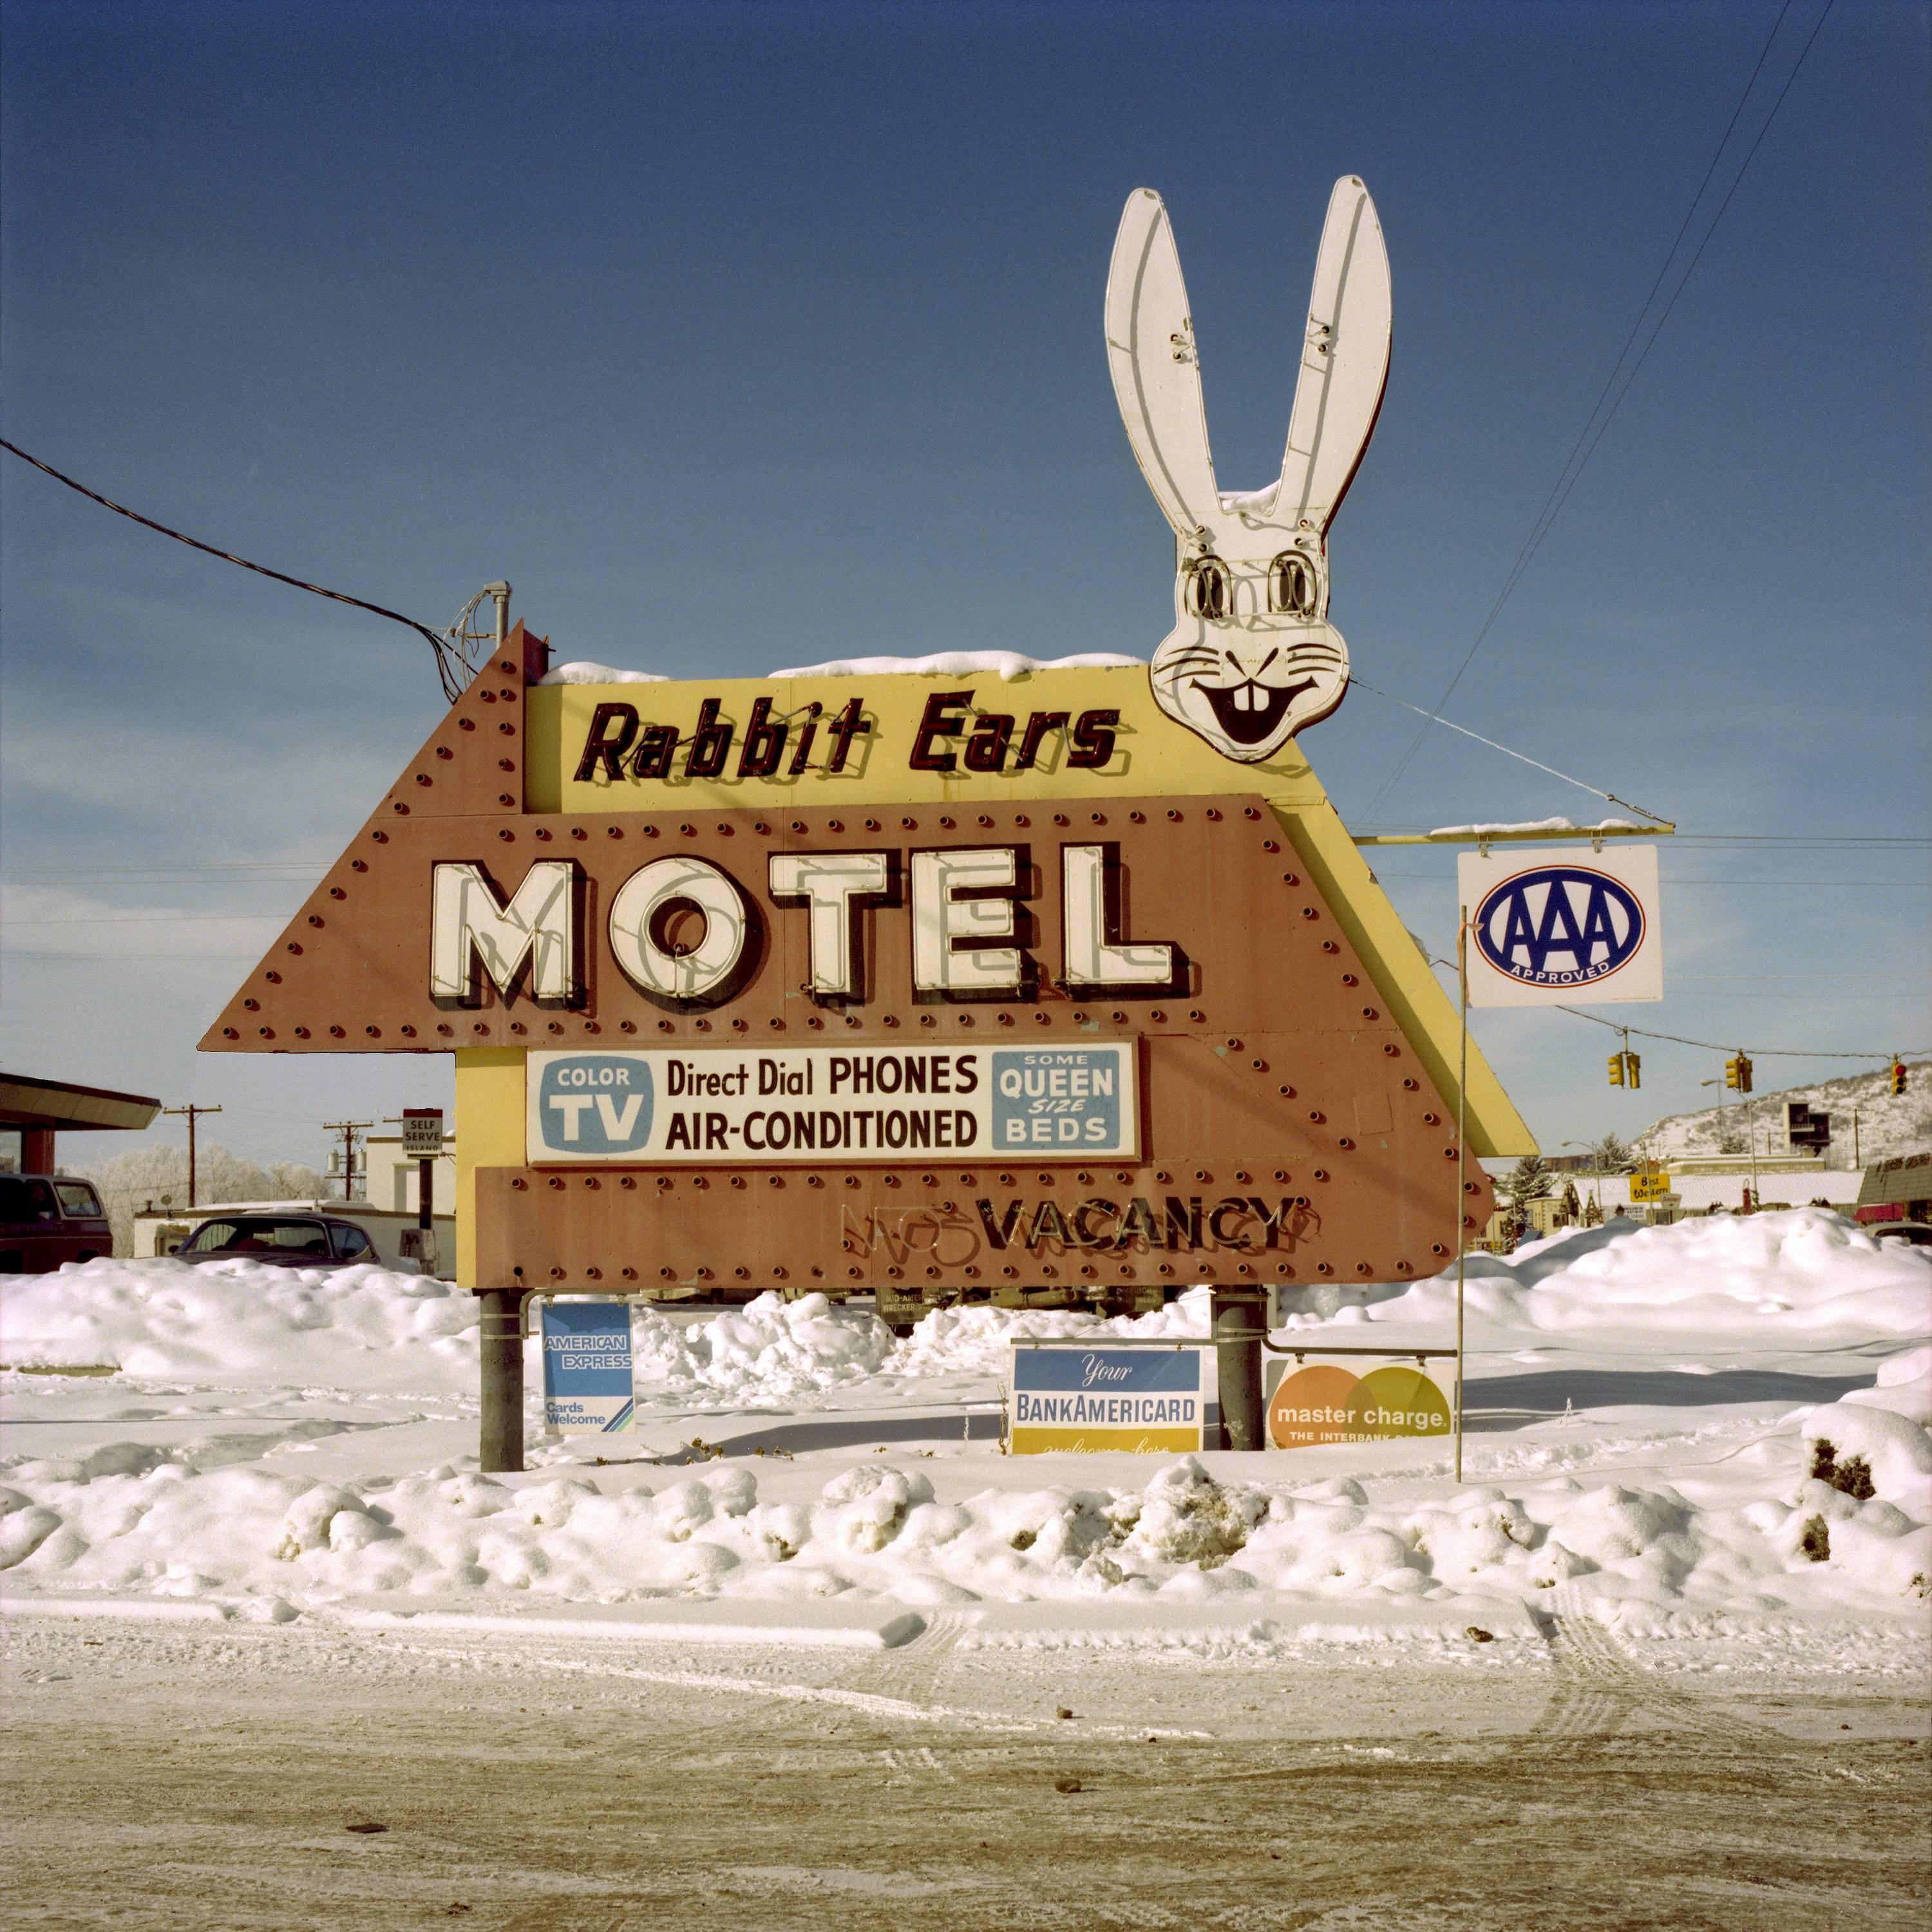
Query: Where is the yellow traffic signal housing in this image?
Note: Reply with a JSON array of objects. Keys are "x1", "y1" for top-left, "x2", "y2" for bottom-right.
[
  {"x1": 1627, "y1": 1052, "x2": 1641, "y2": 1089},
  {"x1": 1724, "y1": 1056, "x2": 1741, "y2": 1090},
  {"x1": 1608, "y1": 1053, "x2": 1624, "y2": 1087},
  {"x1": 1736, "y1": 1056, "x2": 1752, "y2": 1094}
]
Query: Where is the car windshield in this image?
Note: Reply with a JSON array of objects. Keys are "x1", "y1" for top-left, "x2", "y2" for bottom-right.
[
  {"x1": 55, "y1": 1182, "x2": 103, "y2": 1217},
  {"x1": 332, "y1": 1225, "x2": 374, "y2": 1260},
  {"x1": 185, "y1": 1217, "x2": 334, "y2": 1257}
]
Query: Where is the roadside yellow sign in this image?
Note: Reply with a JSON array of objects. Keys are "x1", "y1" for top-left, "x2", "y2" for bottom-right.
[{"x1": 1628, "y1": 1168, "x2": 1671, "y2": 1202}]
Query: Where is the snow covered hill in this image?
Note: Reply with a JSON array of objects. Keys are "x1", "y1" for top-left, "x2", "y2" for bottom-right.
[{"x1": 1636, "y1": 1060, "x2": 1932, "y2": 1169}]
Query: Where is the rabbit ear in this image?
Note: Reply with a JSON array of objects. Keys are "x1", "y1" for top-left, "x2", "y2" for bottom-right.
[
  {"x1": 1106, "y1": 189, "x2": 1220, "y2": 542},
  {"x1": 1276, "y1": 176, "x2": 1391, "y2": 536}
]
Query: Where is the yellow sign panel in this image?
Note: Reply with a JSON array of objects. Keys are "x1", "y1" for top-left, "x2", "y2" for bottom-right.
[{"x1": 1628, "y1": 1168, "x2": 1671, "y2": 1202}]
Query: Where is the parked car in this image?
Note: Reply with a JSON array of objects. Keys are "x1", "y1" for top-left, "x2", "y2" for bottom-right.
[
  {"x1": 179, "y1": 1215, "x2": 379, "y2": 1269},
  {"x1": 1868, "y1": 1220, "x2": 1932, "y2": 1249},
  {"x1": 0, "y1": 1174, "x2": 112, "y2": 1273}
]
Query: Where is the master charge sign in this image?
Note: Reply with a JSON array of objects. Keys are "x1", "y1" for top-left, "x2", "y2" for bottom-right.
[{"x1": 528, "y1": 1043, "x2": 1139, "y2": 1164}]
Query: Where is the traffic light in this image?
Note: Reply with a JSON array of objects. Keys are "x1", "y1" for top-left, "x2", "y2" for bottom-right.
[
  {"x1": 1891, "y1": 1061, "x2": 1909, "y2": 1097},
  {"x1": 1608, "y1": 1053, "x2": 1624, "y2": 1088},
  {"x1": 1725, "y1": 1057, "x2": 1741, "y2": 1090},
  {"x1": 1736, "y1": 1056, "x2": 1752, "y2": 1094},
  {"x1": 1627, "y1": 1052, "x2": 1641, "y2": 1090}
]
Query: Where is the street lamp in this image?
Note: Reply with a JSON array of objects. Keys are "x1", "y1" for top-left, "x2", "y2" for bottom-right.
[{"x1": 1560, "y1": 1141, "x2": 1601, "y2": 1222}]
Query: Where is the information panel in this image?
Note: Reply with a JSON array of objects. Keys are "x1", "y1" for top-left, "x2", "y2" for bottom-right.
[
  {"x1": 1010, "y1": 1341, "x2": 1205, "y2": 1454},
  {"x1": 1264, "y1": 1352, "x2": 1455, "y2": 1448},
  {"x1": 540, "y1": 1301, "x2": 635, "y2": 1435},
  {"x1": 528, "y1": 1043, "x2": 1139, "y2": 1165}
]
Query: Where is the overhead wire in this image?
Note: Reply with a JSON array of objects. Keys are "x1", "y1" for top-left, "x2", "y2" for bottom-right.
[
  {"x1": 0, "y1": 438, "x2": 468, "y2": 699},
  {"x1": 1360, "y1": 0, "x2": 1837, "y2": 822}
]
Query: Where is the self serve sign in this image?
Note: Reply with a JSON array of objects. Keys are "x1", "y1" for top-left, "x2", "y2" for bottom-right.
[{"x1": 1457, "y1": 844, "x2": 1663, "y2": 1007}]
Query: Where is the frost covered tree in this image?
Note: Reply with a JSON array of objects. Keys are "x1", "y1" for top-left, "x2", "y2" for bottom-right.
[
  {"x1": 76, "y1": 1144, "x2": 324, "y2": 1257},
  {"x1": 1590, "y1": 1133, "x2": 1633, "y2": 1173},
  {"x1": 1499, "y1": 1154, "x2": 1554, "y2": 1209}
]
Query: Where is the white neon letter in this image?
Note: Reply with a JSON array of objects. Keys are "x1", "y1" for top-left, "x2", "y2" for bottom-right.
[
  {"x1": 911, "y1": 848, "x2": 1023, "y2": 994},
  {"x1": 430, "y1": 860, "x2": 574, "y2": 1002},
  {"x1": 609, "y1": 855, "x2": 754, "y2": 1003},
  {"x1": 1061, "y1": 845, "x2": 1179, "y2": 989},
  {"x1": 768, "y1": 851, "x2": 891, "y2": 998}
]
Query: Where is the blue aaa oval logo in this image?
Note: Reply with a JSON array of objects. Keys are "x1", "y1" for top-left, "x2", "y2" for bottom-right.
[
  {"x1": 1473, "y1": 867, "x2": 1645, "y2": 989},
  {"x1": 538, "y1": 1055, "x2": 654, "y2": 1154}
]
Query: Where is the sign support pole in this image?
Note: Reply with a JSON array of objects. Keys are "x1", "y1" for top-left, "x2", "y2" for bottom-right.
[
  {"x1": 1455, "y1": 904, "x2": 1468, "y2": 1486},
  {"x1": 1211, "y1": 1287, "x2": 1267, "y2": 1452},
  {"x1": 478, "y1": 1289, "x2": 524, "y2": 1474}
]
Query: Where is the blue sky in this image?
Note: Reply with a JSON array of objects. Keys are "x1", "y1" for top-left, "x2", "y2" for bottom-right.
[{"x1": 3, "y1": 0, "x2": 1926, "y2": 1176}]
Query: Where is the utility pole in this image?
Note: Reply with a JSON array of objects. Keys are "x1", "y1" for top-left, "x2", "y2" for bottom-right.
[
  {"x1": 323, "y1": 1120, "x2": 372, "y2": 1201},
  {"x1": 161, "y1": 1104, "x2": 222, "y2": 1209}
]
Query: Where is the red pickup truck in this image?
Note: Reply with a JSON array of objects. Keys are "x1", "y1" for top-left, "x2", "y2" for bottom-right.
[{"x1": 0, "y1": 1174, "x2": 113, "y2": 1274}]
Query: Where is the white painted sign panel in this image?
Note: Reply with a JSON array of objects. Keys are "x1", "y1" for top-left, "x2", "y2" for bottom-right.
[
  {"x1": 1456, "y1": 844, "x2": 1663, "y2": 1008},
  {"x1": 527, "y1": 1043, "x2": 1140, "y2": 1165}
]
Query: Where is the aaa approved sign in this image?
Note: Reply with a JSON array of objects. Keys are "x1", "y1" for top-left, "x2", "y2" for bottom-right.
[
  {"x1": 527, "y1": 1043, "x2": 1139, "y2": 1164},
  {"x1": 1457, "y1": 844, "x2": 1663, "y2": 1007}
]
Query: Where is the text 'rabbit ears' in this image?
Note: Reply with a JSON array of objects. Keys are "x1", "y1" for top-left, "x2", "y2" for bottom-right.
[{"x1": 1105, "y1": 178, "x2": 1391, "y2": 545}]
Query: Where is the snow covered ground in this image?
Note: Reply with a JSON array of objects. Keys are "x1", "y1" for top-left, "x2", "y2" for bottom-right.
[{"x1": 2, "y1": 1210, "x2": 1927, "y2": 1674}]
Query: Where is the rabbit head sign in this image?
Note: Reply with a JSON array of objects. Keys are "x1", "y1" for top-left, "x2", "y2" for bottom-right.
[{"x1": 1108, "y1": 177, "x2": 1390, "y2": 762}]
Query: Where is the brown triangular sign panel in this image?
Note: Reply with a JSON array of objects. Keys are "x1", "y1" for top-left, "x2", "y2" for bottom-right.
[{"x1": 201, "y1": 625, "x2": 551, "y2": 1054}]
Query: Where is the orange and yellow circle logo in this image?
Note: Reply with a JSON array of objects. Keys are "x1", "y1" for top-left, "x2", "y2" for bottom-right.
[{"x1": 1267, "y1": 1363, "x2": 1451, "y2": 1447}]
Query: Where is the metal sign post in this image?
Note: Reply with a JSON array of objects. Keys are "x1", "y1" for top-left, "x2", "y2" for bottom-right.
[
  {"x1": 1455, "y1": 905, "x2": 1468, "y2": 1486},
  {"x1": 401, "y1": 1108, "x2": 442, "y2": 1274}
]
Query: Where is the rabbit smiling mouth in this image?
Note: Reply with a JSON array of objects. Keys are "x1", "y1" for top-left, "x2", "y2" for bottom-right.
[{"x1": 1191, "y1": 674, "x2": 1317, "y2": 746}]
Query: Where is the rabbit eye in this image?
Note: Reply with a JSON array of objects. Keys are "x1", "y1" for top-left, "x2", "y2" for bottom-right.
[
  {"x1": 1269, "y1": 552, "x2": 1318, "y2": 617},
  {"x1": 1183, "y1": 556, "x2": 1230, "y2": 620}
]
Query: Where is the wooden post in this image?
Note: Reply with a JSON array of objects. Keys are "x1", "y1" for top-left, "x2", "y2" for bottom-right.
[
  {"x1": 478, "y1": 1289, "x2": 524, "y2": 1473},
  {"x1": 1211, "y1": 1285, "x2": 1267, "y2": 1451}
]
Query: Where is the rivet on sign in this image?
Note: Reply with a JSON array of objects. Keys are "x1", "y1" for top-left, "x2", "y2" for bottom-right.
[
  {"x1": 1363, "y1": 1008, "x2": 1378, "y2": 1020},
  {"x1": 548, "y1": 1177, "x2": 564, "y2": 1191},
  {"x1": 1463, "y1": 1179, "x2": 1482, "y2": 1195},
  {"x1": 619, "y1": 1177, "x2": 636, "y2": 1190},
  {"x1": 550, "y1": 1267, "x2": 565, "y2": 1279},
  {"x1": 329, "y1": 1025, "x2": 345, "y2": 1037},
  {"x1": 1158, "y1": 1264, "x2": 1173, "y2": 1278},
  {"x1": 1262, "y1": 840, "x2": 1278, "y2": 851},
  {"x1": 1302, "y1": 907, "x2": 1319, "y2": 920},
  {"x1": 473, "y1": 1021, "x2": 489, "y2": 1034},
  {"x1": 498, "y1": 829, "x2": 515, "y2": 842},
  {"x1": 607, "y1": 826, "x2": 624, "y2": 838},
  {"x1": 437, "y1": 1023, "x2": 453, "y2": 1036},
  {"x1": 1403, "y1": 1077, "x2": 1418, "y2": 1090},
  {"x1": 1282, "y1": 871, "x2": 1300, "y2": 885},
  {"x1": 458, "y1": 719, "x2": 475, "y2": 732},
  {"x1": 1034, "y1": 1011, "x2": 1051, "y2": 1025},
  {"x1": 920, "y1": 1014, "x2": 936, "y2": 1027},
  {"x1": 1166, "y1": 808, "x2": 1182, "y2": 821},
  {"x1": 1195, "y1": 1170, "x2": 1209, "y2": 1182},
  {"x1": 365, "y1": 1025, "x2": 381, "y2": 1037},
  {"x1": 1205, "y1": 808, "x2": 1220, "y2": 821},
  {"x1": 1317, "y1": 1262, "x2": 1334, "y2": 1276},
  {"x1": 1423, "y1": 1111, "x2": 1440, "y2": 1124},
  {"x1": 1432, "y1": 1244, "x2": 1447, "y2": 1256},
  {"x1": 1189, "y1": 1009, "x2": 1206, "y2": 1021},
  {"x1": 1321, "y1": 939, "x2": 1338, "y2": 953},
  {"x1": 415, "y1": 773, "x2": 432, "y2": 787},
  {"x1": 732, "y1": 1018, "x2": 748, "y2": 1032},
  {"x1": 939, "y1": 816, "x2": 954, "y2": 829},
  {"x1": 498, "y1": 723, "x2": 515, "y2": 736},
  {"x1": 294, "y1": 1026, "x2": 310, "y2": 1038},
  {"x1": 717, "y1": 823, "x2": 734, "y2": 837},
  {"x1": 1251, "y1": 1058, "x2": 1266, "y2": 1071},
  {"x1": 1384, "y1": 1044, "x2": 1401, "y2": 1057},
  {"x1": 883, "y1": 1015, "x2": 900, "y2": 1028},
  {"x1": 662, "y1": 1267, "x2": 676, "y2": 1279},
  {"x1": 622, "y1": 1266, "x2": 638, "y2": 1280},
  {"x1": 1053, "y1": 813, "x2": 1068, "y2": 826},
  {"x1": 258, "y1": 1026, "x2": 274, "y2": 1038},
  {"x1": 585, "y1": 1266, "x2": 601, "y2": 1280},
  {"x1": 958, "y1": 1013, "x2": 974, "y2": 1028},
  {"x1": 497, "y1": 793, "x2": 514, "y2": 806},
  {"x1": 901, "y1": 817, "x2": 916, "y2": 829},
  {"x1": 372, "y1": 830, "x2": 388, "y2": 844},
  {"x1": 1278, "y1": 1262, "x2": 1293, "y2": 1277},
  {"x1": 1234, "y1": 1170, "x2": 1249, "y2": 1183},
  {"x1": 1244, "y1": 806, "x2": 1260, "y2": 819},
  {"x1": 1236, "y1": 1263, "x2": 1250, "y2": 1276},
  {"x1": 1013, "y1": 814, "x2": 1030, "y2": 828},
  {"x1": 511, "y1": 1179, "x2": 527, "y2": 1191},
  {"x1": 400, "y1": 1025, "x2": 416, "y2": 1038},
  {"x1": 1341, "y1": 972, "x2": 1358, "y2": 986},
  {"x1": 1338, "y1": 1137, "x2": 1355, "y2": 1150},
  {"x1": 977, "y1": 813, "x2": 994, "y2": 828},
  {"x1": 694, "y1": 1018, "x2": 711, "y2": 1030},
  {"x1": 1446, "y1": 1148, "x2": 1461, "y2": 1162},
  {"x1": 1130, "y1": 810, "x2": 1145, "y2": 823},
  {"x1": 1308, "y1": 1110, "x2": 1325, "y2": 1124},
  {"x1": 1153, "y1": 1170, "x2": 1170, "y2": 1184},
  {"x1": 392, "y1": 802, "x2": 410, "y2": 815},
  {"x1": 1313, "y1": 1168, "x2": 1329, "y2": 1182}
]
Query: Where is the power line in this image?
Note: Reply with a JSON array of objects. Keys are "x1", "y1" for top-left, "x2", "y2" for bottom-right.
[
  {"x1": 1548, "y1": 1006, "x2": 1920, "y2": 1061},
  {"x1": 0, "y1": 437, "x2": 468, "y2": 699},
  {"x1": 1361, "y1": 0, "x2": 1837, "y2": 821},
  {"x1": 1349, "y1": 679, "x2": 1673, "y2": 822}
]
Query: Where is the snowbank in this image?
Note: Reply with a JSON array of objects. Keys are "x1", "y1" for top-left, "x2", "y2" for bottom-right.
[
  {"x1": 1285, "y1": 1209, "x2": 1931, "y2": 1341},
  {"x1": 5, "y1": 1439, "x2": 1927, "y2": 1617},
  {"x1": 629, "y1": 1294, "x2": 892, "y2": 1401},
  {"x1": 0, "y1": 1258, "x2": 478, "y2": 1393},
  {"x1": 886, "y1": 1286, "x2": 1211, "y2": 1378}
]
